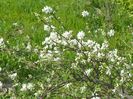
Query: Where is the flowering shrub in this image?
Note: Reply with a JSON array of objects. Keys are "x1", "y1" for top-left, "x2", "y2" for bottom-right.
[{"x1": 0, "y1": 1, "x2": 133, "y2": 99}]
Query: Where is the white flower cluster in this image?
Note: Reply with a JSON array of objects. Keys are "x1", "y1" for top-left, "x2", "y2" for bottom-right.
[
  {"x1": 91, "y1": 96, "x2": 100, "y2": 99},
  {"x1": 82, "y1": 10, "x2": 89, "y2": 17},
  {"x1": 40, "y1": 27, "x2": 132, "y2": 95},
  {"x1": 26, "y1": 42, "x2": 32, "y2": 51},
  {"x1": 40, "y1": 31, "x2": 85, "y2": 61},
  {"x1": 84, "y1": 69, "x2": 92, "y2": 76},
  {"x1": 12, "y1": 22, "x2": 18, "y2": 26},
  {"x1": 44, "y1": 25, "x2": 50, "y2": 31},
  {"x1": 62, "y1": 31, "x2": 72, "y2": 39},
  {"x1": 77, "y1": 31, "x2": 85, "y2": 40},
  {"x1": 44, "y1": 24, "x2": 55, "y2": 32},
  {"x1": 0, "y1": 81, "x2": 3, "y2": 89},
  {"x1": 42, "y1": 6, "x2": 53, "y2": 14},
  {"x1": 9, "y1": 73, "x2": 17, "y2": 80},
  {"x1": 21, "y1": 83, "x2": 34, "y2": 91},
  {"x1": 0, "y1": 38, "x2": 5, "y2": 48},
  {"x1": 64, "y1": 83, "x2": 72, "y2": 89},
  {"x1": 0, "y1": 67, "x2": 2, "y2": 72},
  {"x1": 40, "y1": 30, "x2": 130, "y2": 69},
  {"x1": 107, "y1": 29, "x2": 115, "y2": 37}
]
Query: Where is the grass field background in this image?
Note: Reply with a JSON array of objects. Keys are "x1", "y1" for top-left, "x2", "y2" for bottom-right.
[{"x1": 0, "y1": 0, "x2": 132, "y2": 49}]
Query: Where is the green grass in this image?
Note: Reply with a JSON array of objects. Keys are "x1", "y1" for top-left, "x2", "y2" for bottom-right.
[
  {"x1": 0, "y1": 0, "x2": 75, "y2": 43},
  {"x1": 0, "y1": 0, "x2": 132, "y2": 56}
]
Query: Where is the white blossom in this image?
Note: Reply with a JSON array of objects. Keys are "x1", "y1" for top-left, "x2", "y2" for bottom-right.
[
  {"x1": 87, "y1": 40, "x2": 95, "y2": 48},
  {"x1": 0, "y1": 81, "x2": 3, "y2": 89},
  {"x1": 34, "y1": 90, "x2": 42, "y2": 96},
  {"x1": 26, "y1": 42, "x2": 32, "y2": 51},
  {"x1": 62, "y1": 31, "x2": 72, "y2": 39},
  {"x1": 91, "y1": 97, "x2": 100, "y2": 99},
  {"x1": 9, "y1": 73, "x2": 17, "y2": 80},
  {"x1": 131, "y1": 87, "x2": 133, "y2": 90},
  {"x1": 107, "y1": 49, "x2": 118, "y2": 62},
  {"x1": 53, "y1": 57, "x2": 60, "y2": 62},
  {"x1": 0, "y1": 38, "x2": 5, "y2": 48},
  {"x1": 0, "y1": 67, "x2": 2, "y2": 72},
  {"x1": 70, "y1": 39, "x2": 77, "y2": 46},
  {"x1": 27, "y1": 83, "x2": 34, "y2": 90},
  {"x1": 21, "y1": 83, "x2": 34, "y2": 91},
  {"x1": 82, "y1": 10, "x2": 89, "y2": 17},
  {"x1": 49, "y1": 32, "x2": 58, "y2": 41},
  {"x1": 91, "y1": 93, "x2": 100, "y2": 99},
  {"x1": 34, "y1": 48, "x2": 38, "y2": 53},
  {"x1": 80, "y1": 86, "x2": 86, "y2": 93},
  {"x1": 44, "y1": 25, "x2": 50, "y2": 32},
  {"x1": 97, "y1": 52, "x2": 104, "y2": 58},
  {"x1": 12, "y1": 22, "x2": 18, "y2": 26},
  {"x1": 77, "y1": 31, "x2": 85, "y2": 40},
  {"x1": 51, "y1": 25, "x2": 55, "y2": 30},
  {"x1": 34, "y1": 12, "x2": 40, "y2": 17},
  {"x1": 87, "y1": 57, "x2": 91, "y2": 62},
  {"x1": 42, "y1": 6, "x2": 53, "y2": 14},
  {"x1": 42, "y1": 37, "x2": 50, "y2": 45},
  {"x1": 85, "y1": 69, "x2": 92, "y2": 76},
  {"x1": 107, "y1": 29, "x2": 115, "y2": 37},
  {"x1": 21, "y1": 84, "x2": 27, "y2": 91},
  {"x1": 101, "y1": 40, "x2": 108, "y2": 50},
  {"x1": 106, "y1": 67, "x2": 111, "y2": 75},
  {"x1": 93, "y1": 43, "x2": 100, "y2": 53},
  {"x1": 64, "y1": 83, "x2": 72, "y2": 88},
  {"x1": 61, "y1": 39, "x2": 67, "y2": 46}
]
